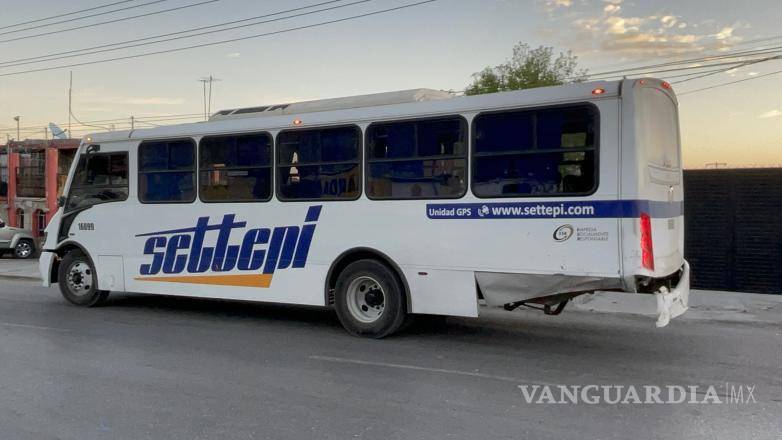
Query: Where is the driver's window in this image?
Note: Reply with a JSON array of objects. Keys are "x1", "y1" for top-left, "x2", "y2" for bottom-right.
[{"x1": 66, "y1": 149, "x2": 129, "y2": 212}]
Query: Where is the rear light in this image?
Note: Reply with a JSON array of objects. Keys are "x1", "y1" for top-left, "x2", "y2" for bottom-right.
[
  {"x1": 640, "y1": 212, "x2": 655, "y2": 271},
  {"x1": 592, "y1": 88, "x2": 606, "y2": 95}
]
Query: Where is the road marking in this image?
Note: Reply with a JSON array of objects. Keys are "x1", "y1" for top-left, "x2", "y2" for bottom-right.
[
  {"x1": 1, "y1": 321, "x2": 72, "y2": 332},
  {"x1": 309, "y1": 355, "x2": 555, "y2": 385}
]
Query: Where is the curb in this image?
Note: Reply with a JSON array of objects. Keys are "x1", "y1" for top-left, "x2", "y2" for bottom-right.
[{"x1": 0, "y1": 274, "x2": 41, "y2": 281}]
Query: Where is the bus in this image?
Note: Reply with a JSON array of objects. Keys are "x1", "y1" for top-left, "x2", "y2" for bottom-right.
[{"x1": 39, "y1": 78, "x2": 689, "y2": 338}]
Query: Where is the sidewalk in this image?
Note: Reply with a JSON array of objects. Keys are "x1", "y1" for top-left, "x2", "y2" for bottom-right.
[
  {"x1": 0, "y1": 257, "x2": 40, "y2": 280},
  {"x1": 1, "y1": 257, "x2": 780, "y2": 325},
  {"x1": 573, "y1": 289, "x2": 782, "y2": 326}
]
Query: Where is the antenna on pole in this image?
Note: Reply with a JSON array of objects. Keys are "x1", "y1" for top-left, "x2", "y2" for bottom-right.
[
  {"x1": 68, "y1": 71, "x2": 73, "y2": 137},
  {"x1": 199, "y1": 75, "x2": 221, "y2": 121}
]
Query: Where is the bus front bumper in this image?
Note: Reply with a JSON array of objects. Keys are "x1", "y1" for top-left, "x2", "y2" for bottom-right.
[{"x1": 39, "y1": 251, "x2": 56, "y2": 287}]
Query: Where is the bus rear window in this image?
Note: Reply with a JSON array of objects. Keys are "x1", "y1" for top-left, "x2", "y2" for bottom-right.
[{"x1": 637, "y1": 88, "x2": 680, "y2": 169}]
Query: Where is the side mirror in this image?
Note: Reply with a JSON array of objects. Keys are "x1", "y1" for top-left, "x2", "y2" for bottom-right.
[
  {"x1": 0, "y1": 220, "x2": 5, "y2": 228},
  {"x1": 57, "y1": 196, "x2": 67, "y2": 208}
]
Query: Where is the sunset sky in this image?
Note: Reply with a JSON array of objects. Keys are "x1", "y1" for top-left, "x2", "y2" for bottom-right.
[{"x1": 0, "y1": 0, "x2": 780, "y2": 168}]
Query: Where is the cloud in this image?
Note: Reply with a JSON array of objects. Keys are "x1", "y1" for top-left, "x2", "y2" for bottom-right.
[
  {"x1": 549, "y1": 3, "x2": 747, "y2": 58},
  {"x1": 660, "y1": 15, "x2": 677, "y2": 28},
  {"x1": 547, "y1": 0, "x2": 573, "y2": 7},
  {"x1": 714, "y1": 27, "x2": 734, "y2": 40},
  {"x1": 120, "y1": 97, "x2": 185, "y2": 105},
  {"x1": 758, "y1": 110, "x2": 782, "y2": 119}
]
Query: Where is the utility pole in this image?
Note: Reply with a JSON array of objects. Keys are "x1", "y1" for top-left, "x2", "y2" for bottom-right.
[
  {"x1": 13, "y1": 116, "x2": 20, "y2": 141},
  {"x1": 68, "y1": 71, "x2": 73, "y2": 137},
  {"x1": 130, "y1": 116, "x2": 135, "y2": 130},
  {"x1": 198, "y1": 75, "x2": 221, "y2": 121},
  {"x1": 705, "y1": 162, "x2": 728, "y2": 169}
]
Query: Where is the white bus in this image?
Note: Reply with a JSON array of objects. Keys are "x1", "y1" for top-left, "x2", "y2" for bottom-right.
[{"x1": 39, "y1": 78, "x2": 689, "y2": 338}]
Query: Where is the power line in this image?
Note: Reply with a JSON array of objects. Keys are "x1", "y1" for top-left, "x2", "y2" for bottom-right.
[
  {"x1": 578, "y1": 45, "x2": 782, "y2": 80},
  {"x1": 678, "y1": 68, "x2": 782, "y2": 96},
  {"x1": 0, "y1": 0, "x2": 219, "y2": 44},
  {"x1": 0, "y1": 0, "x2": 439, "y2": 78},
  {"x1": 672, "y1": 57, "x2": 780, "y2": 84},
  {"x1": 0, "y1": 0, "x2": 367, "y2": 69},
  {"x1": 0, "y1": 0, "x2": 138, "y2": 31},
  {"x1": 0, "y1": 113, "x2": 205, "y2": 133},
  {"x1": 0, "y1": 0, "x2": 345, "y2": 67},
  {"x1": 0, "y1": 0, "x2": 169, "y2": 37},
  {"x1": 587, "y1": 56, "x2": 781, "y2": 82}
]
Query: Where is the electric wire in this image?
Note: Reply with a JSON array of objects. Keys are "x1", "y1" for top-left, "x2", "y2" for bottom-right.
[
  {"x1": 0, "y1": 0, "x2": 169, "y2": 37},
  {"x1": 0, "y1": 0, "x2": 219, "y2": 44},
  {"x1": 0, "y1": 0, "x2": 374, "y2": 69},
  {"x1": 0, "y1": 0, "x2": 346, "y2": 67},
  {"x1": 0, "y1": 0, "x2": 439, "y2": 78},
  {"x1": 0, "y1": 0, "x2": 139, "y2": 31}
]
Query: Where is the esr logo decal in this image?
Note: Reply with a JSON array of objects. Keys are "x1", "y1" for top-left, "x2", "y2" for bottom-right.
[{"x1": 553, "y1": 225, "x2": 574, "y2": 242}]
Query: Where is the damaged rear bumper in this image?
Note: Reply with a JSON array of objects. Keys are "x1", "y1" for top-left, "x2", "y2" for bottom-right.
[
  {"x1": 654, "y1": 260, "x2": 690, "y2": 327},
  {"x1": 475, "y1": 260, "x2": 691, "y2": 327}
]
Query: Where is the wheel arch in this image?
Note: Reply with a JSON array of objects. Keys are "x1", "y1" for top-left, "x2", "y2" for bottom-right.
[
  {"x1": 10, "y1": 233, "x2": 35, "y2": 250},
  {"x1": 325, "y1": 247, "x2": 412, "y2": 312},
  {"x1": 51, "y1": 241, "x2": 96, "y2": 285}
]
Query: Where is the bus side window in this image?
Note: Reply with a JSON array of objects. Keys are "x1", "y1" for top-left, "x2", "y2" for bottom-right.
[
  {"x1": 276, "y1": 126, "x2": 360, "y2": 201},
  {"x1": 199, "y1": 133, "x2": 272, "y2": 202},
  {"x1": 138, "y1": 139, "x2": 196, "y2": 203},
  {"x1": 366, "y1": 116, "x2": 467, "y2": 200},
  {"x1": 66, "y1": 150, "x2": 129, "y2": 212},
  {"x1": 472, "y1": 105, "x2": 598, "y2": 198}
]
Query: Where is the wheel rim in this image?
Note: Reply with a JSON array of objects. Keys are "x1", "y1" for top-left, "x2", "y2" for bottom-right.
[
  {"x1": 15, "y1": 242, "x2": 32, "y2": 258},
  {"x1": 66, "y1": 261, "x2": 93, "y2": 296},
  {"x1": 345, "y1": 276, "x2": 385, "y2": 324}
]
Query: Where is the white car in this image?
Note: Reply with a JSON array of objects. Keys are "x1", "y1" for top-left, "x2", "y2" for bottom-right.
[{"x1": 0, "y1": 218, "x2": 36, "y2": 259}]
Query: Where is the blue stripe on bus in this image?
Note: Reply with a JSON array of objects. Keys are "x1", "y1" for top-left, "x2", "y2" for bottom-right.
[{"x1": 426, "y1": 200, "x2": 683, "y2": 220}]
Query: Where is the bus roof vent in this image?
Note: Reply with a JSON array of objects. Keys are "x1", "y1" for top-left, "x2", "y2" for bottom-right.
[{"x1": 209, "y1": 88, "x2": 453, "y2": 121}]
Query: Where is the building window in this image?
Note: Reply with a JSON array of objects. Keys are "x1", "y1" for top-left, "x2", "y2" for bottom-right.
[
  {"x1": 138, "y1": 139, "x2": 196, "y2": 203},
  {"x1": 16, "y1": 208, "x2": 24, "y2": 229},
  {"x1": 36, "y1": 210, "x2": 46, "y2": 237},
  {"x1": 199, "y1": 133, "x2": 272, "y2": 202},
  {"x1": 0, "y1": 152, "x2": 7, "y2": 197},
  {"x1": 67, "y1": 151, "x2": 129, "y2": 212},
  {"x1": 276, "y1": 126, "x2": 360, "y2": 201},
  {"x1": 366, "y1": 116, "x2": 467, "y2": 199},
  {"x1": 472, "y1": 104, "x2": 598, "y2": 198}
]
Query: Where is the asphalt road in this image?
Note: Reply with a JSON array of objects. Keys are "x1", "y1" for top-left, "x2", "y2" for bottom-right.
[{"x1": 0, "y1": 279, "x2": 780, "y2": 440}]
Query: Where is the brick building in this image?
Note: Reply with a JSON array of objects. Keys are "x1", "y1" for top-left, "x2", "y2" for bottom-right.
[{"x1": 0, "y1": 139, "x2": 79, "y2": 237}]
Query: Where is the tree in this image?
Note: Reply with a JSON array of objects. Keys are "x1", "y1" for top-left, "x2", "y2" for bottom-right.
[{"x1": 465, "y1": 43, "x2": 588, "y2": 95}]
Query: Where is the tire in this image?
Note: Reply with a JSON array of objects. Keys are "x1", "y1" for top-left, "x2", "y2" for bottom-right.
[
  {"x1": 13, "y1": 239, "x2": 35, "y2": 259},
  {"x1": 57, "y1": 250, "x2": 109, "y2": 307},
  {"x1": 334, "y1": 259, "x2": 407, "y2": 338}
]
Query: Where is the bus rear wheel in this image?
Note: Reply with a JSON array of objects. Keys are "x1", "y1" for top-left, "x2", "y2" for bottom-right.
[
  {"x1": 58, "y1": 250, "x2": 109, "y2": 307},
  {"x1": 334, "y1": 259, "x2": 406, "y2": 338}
]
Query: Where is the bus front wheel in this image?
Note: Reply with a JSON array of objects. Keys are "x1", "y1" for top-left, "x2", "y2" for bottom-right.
[
  {"x1": 334, "y1": 259, "x2": 406, "y2": 338},
  {"x1": 58, "y1": 250, "x2": 109, "y2": 307}
]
